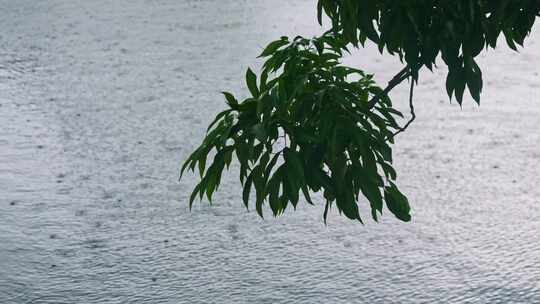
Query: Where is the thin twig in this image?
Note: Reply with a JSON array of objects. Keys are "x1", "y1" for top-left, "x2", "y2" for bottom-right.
[
  {"x1": 367, "y1": 65, "x2": 412, "y2": 110},
  {"x1": 392, "y1": 76, "x2": 416, "y2": 138}
]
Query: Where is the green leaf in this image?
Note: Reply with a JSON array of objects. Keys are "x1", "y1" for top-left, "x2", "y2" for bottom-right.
[
  {"x1": 335, "y1": 188, "x2": 360, "y2": 221},
  {"x1": 283, "y1": 172, "x2": 300, "y2": 208},
  {"x1": 251, "y1": 123, "x2": 267, "y2": 142},
  {"x1": 246, "y1": 68, "x2": 259, "y2": 97},
  {"x1": 243, "y1": 173, "x2": 253, "y2": 210},
  {"x1": 284, "y1": 148, "x2": 305, "y2": 183},
  {"x1": 446, "y1": 68, "x2": 458, "y2": 100},
  {"x1": 205, "y1": 169, "x2": 218, "y2": 202},
  {"x1": 267, "y1": 168, "x2": 283, "y2": 216},
  {"x1": 198, "y1": 152, "x2": 207, "y2": 178},
  {"x1": 206, "y1": 110, "x2": 232, "y2": 132},
  {"x1": 381, "y1": 162, "x2": 397, "y2": 180},
  {"x1": 359, "y1": 179, "x2": 383, "y2": 215},
  {"x1": 323, "y1": 200, "x2": 331, "y2": 224},
  {"x1": 301, "y1": 184, "x2": 313, "y2": 205},
  {"x1": 465, "y1": 57, "x2": 483, "y2": 104},
  {"x1": 384, "y1": 184, "x2": 411, "y2": 222},
  {"x1": 503, "y1": 28, "x2": 518, "y2": 51},
  {"x1": 317, "y1": 0, "x2": 324, "y2": 25},
  {"x1": 180, "y1": 152, "x2": 196, "y2": 179},
  {"x1": 222, "y1": 92, "x2": 238, "y2": 108},
  {"x1": 260, "y1": 69, "x2": 269, "y2": 91},
  {"x1": 259, "y1": 38, "x2": 289, "y2": 58},
  {"x1": 189, "y1": 183, "x2": 201, "y2": 210},
  {"x1": 254, "y1": 173, "x2": 265, "y2": 218},
  {"x1": 264, "y1": 152, "x2": 281, "y2": 179}
]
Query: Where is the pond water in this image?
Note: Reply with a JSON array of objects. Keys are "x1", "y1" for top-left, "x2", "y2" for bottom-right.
[{"x1": 1, "y1": 1, "x2": 539, "y2": 303}]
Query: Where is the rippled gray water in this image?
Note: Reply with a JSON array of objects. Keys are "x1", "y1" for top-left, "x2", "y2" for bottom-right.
[{"x1": 1, "y1": 1, "x2": 539, "y2": 303}]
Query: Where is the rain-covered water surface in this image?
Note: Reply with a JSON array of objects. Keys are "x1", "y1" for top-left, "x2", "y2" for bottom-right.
[{"x1": 1, "y1": 1, "x2": 539, "y2": 303}]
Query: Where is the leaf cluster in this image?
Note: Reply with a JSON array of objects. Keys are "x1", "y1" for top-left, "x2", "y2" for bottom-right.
[
  {"x1": 181, "y1": 35, "x2": 412, "y2": 223},
  {"x1": 317, "y1": 0, "x2": 540, "y2": 104}
]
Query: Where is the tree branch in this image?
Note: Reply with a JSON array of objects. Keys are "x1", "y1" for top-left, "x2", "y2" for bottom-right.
[
  {"x1": 367, "y1": 65, "x2": 412, "y2": 110},
  {"x1": 392, "y1": 76, "x2": 416, "y2": 138}
]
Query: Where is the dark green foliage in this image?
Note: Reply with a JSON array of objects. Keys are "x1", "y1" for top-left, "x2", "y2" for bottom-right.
[
  {"x1": 317, "y1": 0, "x2": 540, "y2": 104},
  {"x1": 181, "y1": 35, "x2": 411, "y2": 223},
  {"x1": 181, "y1": 1, "x2": 539, "y2": 224}
]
